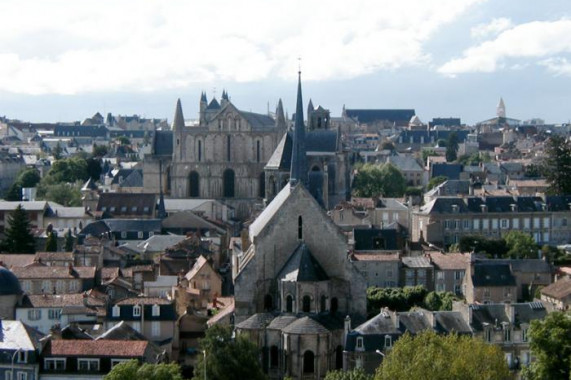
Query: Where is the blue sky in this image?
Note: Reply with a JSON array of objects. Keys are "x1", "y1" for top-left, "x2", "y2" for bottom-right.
[{"x1": 0, "y1": 0, "x2": 570, "y2": 125}]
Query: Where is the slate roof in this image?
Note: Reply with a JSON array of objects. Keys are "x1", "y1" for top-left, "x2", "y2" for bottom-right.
[
  {"x1": 265, "y1": 132, "x2": 292, "y2": 170},
  {"x1": 265, "y1": 130, "x2": 338, "y2": 170},
  {"x1": 0, "y1": 320, "x2": 44, "y2": 351},
  {"x1": 277, "y1": 243, "x2": 329, "y2": 282},
  {"x1": 470, "y1": 302, "x2": 546, "y2": 331},
  {"x1": 96, "y1": 193, "x2": 156, "y2": 216},
  {"x1": 425, "y1": 180, "x2": 471, "y2": 197},
  {"x1": 540, "y1": 277, "x2": 571, "y2": 299},
  {"x1": 401, "y1": 256, "x2": 432, "y2": 269},
  {"x1": 267, "y1": 315, "x2": 298, "y2": 330},
  {"x1": 429, "y1": 252, "x2": 468, "y2": 270},
  {"x1": 420, "y1": 195, "x2": 546, "y2": 214},
  {"x1": 207, "y1": 98, "x2": 220, "y2": 110},
  {"x1": 81, "y1": 219, "x2": 162, "y2": 236},
  {"x1": 119, "y1": 169, "x2": 144, "y2": 188},
  {"x1": 46, "y1": 339, "x2": 149, "y2": 357},
  {"x1": 398, "y1": 312, "x2": 431, "y2": 333},
  {"x1": 345, "y1": 109, "x2": 415, "y2": 125},
  {"x1": 235, "y1": 313, "x2": 275, "y2": 330},
  {"x1": 96, "y1": 320, "x2": 148, "y2": 341},
  {"x1": 239, "y1": 111, "x2": 275, "y2": 129},
  {"x1": 282, "y1": 316, "x2": 330, "y2": 334},
  {"x1": 431, "y1": 163, "x2": 462, "y2": 180},
  {"x1": 249, "y1": 183, "x2": 293, "y2": 239},
  {"x1": 545, "y1": 195, "x2": 571, "y2": 211},
  {"x1": 434, "y1": 311, "x2": 472, "y2": 334},
  {"x1": 471, "y1": 263, "x2": 516, "y2": 287},
  {"x1": 154, "y1": 130, "x2": 173, "y2": 156},
  {"x1": 353, "y1": 228, "x2": 398, "y2": 250},
  {"x1": 386, "y1": 155, "x2": 423, "y2": 172},
  {"x1": 0, "y1": 267, "x2": 22, "y2": 295},
  {"x1": 488, "y1": 259, "x2": 552, "y2": 274}
]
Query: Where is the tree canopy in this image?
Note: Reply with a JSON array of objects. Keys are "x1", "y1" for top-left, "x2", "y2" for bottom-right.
[
  {"x1": 523, "y1": 311, "x2": 571, "y2": 380},
  {"x1": 352, "y1": 163, "x2": 406, "y2": 198},
  {"x1": 193, "y1": 325, "x2": 266, "y2": 380},
  {"x1": 104, "y1": 360, "x2": 183, "y2": 380},
  {"x1": 458, "y1": 235, "x2": 508, "y2": 258},
  {"x1": 0, "y1": 205, "x2": 36, "y2": 253},
  {"x1": 504, "y1": 230, "x2": 539, "y2": 259},
  {"x1": 457, "y1": 152, "x2": 491, "y2": 166},
  {"x1": 45, "y1": 231, "x2": 58, "y2": 252},
  {"x1": 4, "y1": 168, "x2": 41, "y2": 201},
  {"x1": 427, "y1": 176, "x2": 448, "y2": 191},
  {"x1": 445, "y1": 132, "x2": 459, "y2": 162},
  {"x1": 542, "y1": 135, "x2": 571, "y2": 194},
  {"x1": 325, "y1": 368, "x2": 373, "y2": 380},
  {"x1": 367, "y1": 286, "x2": 427, "y2": 315},
  {"x1": 374, "y1": 331, "x2": 510, "y2": 380}
]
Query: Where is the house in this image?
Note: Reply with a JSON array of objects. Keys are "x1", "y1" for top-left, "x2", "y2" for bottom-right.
[
  {"x1": 400, "y1": 256, "x2": 434, "y2": 291},
  {"x1": 351, "y1": 253, "x2": 400, "y2": 288},
  {"x1": 429, "y1": 252, "x2": 468, "y2": 295},
  {"x1": 12, "y1": 264, "x2": 96, "y2": 295},
  {"x1": 0, "y1": 201, "x2": 50, "y2": 233},
  {"x1": 453, "y1": 301, "x2": 547, "y2": 371},
  {"x1": 35, "y1": 252, "x2": 74, "y2": 267},
  {"x1": 106, "y1": 297, "x2": 177, "y2": 355},
  {"x1": 0, "y1": 320, "x2": 45, "y2": 380},
  {"x1": 178, "y1": 255, "x2": 222, "y2": 310},
  {"x1": 96, "y1": 193, "x2": 157, "y2": 219},
  {"x1": 79, "y1": 219, "x2": 162, "y2": 243},
  {"x1": 40, "y1": 339, "x2": 159, "y2": 379},
  {"x1": 540, "y1": 277, "x2": 571, "y2": 310},
  {"x1": 343, "y1": 308, "x2": 471, "y2": 373},
  {"x1": 463, "y1": 259, "x2": 517, "y2": 304},
  {"x1": 16, "y1": 293, "x2": 105, "y2": 334},
  {"x1": 385, "y1": 155, "x2": 424, "y2": 186}
]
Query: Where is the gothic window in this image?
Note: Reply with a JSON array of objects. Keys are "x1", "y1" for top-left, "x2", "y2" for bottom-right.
[
  {"x1": 198, "y1": 140, "x2": 202, "y2": 162},
  {"x1": 286, "y1": 295, "x2": 293, "y2": 312},
  {"x1": 298, "y1": 216, "x2": 303, "y2": 240},
  {"x1": 259, "y1": 172, "x2": 265, "y2": 198},
  {"x1": 189, "y1": 171, "x2": 199, "y2": 198},
  {"x1": 320, "y1": 295, "x2": 327, "y2": 312},
  {"x1": 264, "y1": 294, "x2": 273, "y2": 311},
  {"x1": 302, "y1": 295, "x2": 311, "y2": 312},
  {"x1": 331, "y1": 297, "x2": 339, "y2": 313},
  {"x1": 270, "y1": 346, "x2": 279, "y2": 369},
  {"x1": 227, "y1": 135, "x2": 231, "y2": 161},
  {"x1": 223, "y1": 169, "x2": 235, "y2": 197},
  {"x1": 303, "y1": 351, "x2": 315, "y2": 373},
  {"x1": 256, "y1": 140, "x2": 261, "y2": 162}
]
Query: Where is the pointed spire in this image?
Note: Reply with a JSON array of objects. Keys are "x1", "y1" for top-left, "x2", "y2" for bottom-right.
[
  {"x1": 276, "y1": 98, "x2": 286, "y2": 126},
  {"x1": 290, "y1": 71, "x2": 308, "y2": 186},
  {"x1": 497, "y1": 97, "x2": 506, "y2": 118},
  {"x1": 172, "y1": 98, "x2": 185, "y2": 130},
  {"x1": 307, "y1": 98, "x2": 314, "y2": 117}
]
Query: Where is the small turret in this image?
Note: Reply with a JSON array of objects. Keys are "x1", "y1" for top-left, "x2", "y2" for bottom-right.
[
  {"x1": 221, "y1": 90, "x2": 229, "y2": 107},
  {"x1": 497, "y1": 97, "x2": 506, "y2": 118},
  {"x1": 172, "y1": 99, "x2": 185, "y2": 131},
  {"x1": 199, "y1": 92, "x2": 208, "y2": 125}
]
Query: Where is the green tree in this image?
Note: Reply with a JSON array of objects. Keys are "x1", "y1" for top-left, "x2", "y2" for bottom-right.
[
  {"x1": 459, "y1": 235, "x2": 508, "y2": 258},
  {"x1": 542, "y1": 135, "x2": 571, "y2": 194},
  {"x1": 0, "y1": 205, "x2": 36, "y2": 253},
  {"x1": 46, "y1": 157, "x2": 89, "y2": 183},
  {"x1": 325, "y1": 368, "x2": 374, "y2": 380},
  {"x1": 379, "y1": 163, "x2": 406, "y2": 197},
  {"x1": 423, "y1": 291, "x2": 458, "y2": 311},
  {"x1": 193, "y1": 325, "x2": 266, "y2": 380},
  {"x1": 427, "y1": 176, "x2": 448, "y2": 191},
  {"x1": 457, "y1": 152, "x2": 491, "y2": 166},
  {"x1": 40, "y1": 182, "x2": 82, "y2": 206},
  {"x1": 86, "y1": 157, "x2": 102, "y2": 181},
  {"x1": 45, "y1": 231, "x2": 58, "y2": 252},
  {"x1": 445, "y1": 132, "x2": 459, "y2": 162},
  {"x1": 92, "y1": 144, "x2": 109, "y2": 158},
  {"x1": 523, "y1": 311, "x2": 571, "y2": 380},
  {"x1": 53, "y1": 142, "x2": 63, "y2": 160},
  {"x1": 116, "y1": 136, "x2": 131, "y2": 146},
  {"x1": 352, "y1": 163, "x2": 384, "y2": 197},
  {"x1": 504, "y1": 230, "x2": 539, "y2": 259},
  {"x1": 367, "y1": 286, "x2": 427, "y2": 315},
  {"x1": 375, "y1": 331, "x2": 510, "y2": 380},
  {"x1": 381, "y1": 141, "x2": 395, "y2": 151},
  {"x1": 64, "y1": 230, "x2": 75, "y2": 252},
  {"x1": 4, "y1": 168, "x2": 42, "y2": 201},
  {"x1": 104, "y1": 360, "x2": 183, "y2": 380},
  {"x1": 421, "y1": 148, "x2": 438, "y2": 163},
  {"x1": 4, "y1": 183, "x2": 22, "y2": 201}
]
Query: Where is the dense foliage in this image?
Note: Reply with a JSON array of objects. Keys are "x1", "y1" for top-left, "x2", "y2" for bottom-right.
[
  {"x1": 458, "y1": 233, "x2": 539, "y2": 259},
  {"x1": 375, "y1": 331, "x2": 510, "y2": 380},
  {"x1": 523, "y1": 311, "x2": 571, "y2": 380},
  {"x1": 104, "y1": 360, "x2": 183, "y2": 380},
  {"x1": 445, "y1": 132, "x2": 459, "y2": 162},
  {"x1": 352, "y1": 163, "x2": 406, "y2": 198},
  {"x1": 193, "y1": 325, "x2": 266, "y2": 380},
  {"x1": 456, "y1": 152, "x2": 491, "y2": 166},
  {"x1": 4, "y1": 168, "x2": 41, "y2": 201},
  {"x1": 367, "y1": 286, "x2": 427, "y2": 315},
  {"x1": 423, "y1": 291, "x2": 458, "y2": 311},
  {"x1": 542, "y1": 134, "x2": 571, "y2": 194},
  {"x1": 427, "y1": 176, "x2": 448, "y2": 191},
  {"x1": 0, "y1": 205, "x2": 36, "y2": 253},
  {"x1": 325, "y1": 368, "x2": 374, "y2": 380},
  {"x1": 45, "y1": 231, "x2": 58, "y2": 252}
]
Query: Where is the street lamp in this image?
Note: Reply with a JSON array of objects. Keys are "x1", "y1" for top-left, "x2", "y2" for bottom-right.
[
  {"x1": 11, "y1": 348, "x2": 23, "y2": 380},
  {"x1": 375, "y1": 349, "x2": 385, "y2": 357}
]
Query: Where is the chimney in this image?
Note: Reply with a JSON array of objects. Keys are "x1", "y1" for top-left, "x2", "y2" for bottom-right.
[
  {"x1": 343, "y1": 315, "x2": 351, "y2": 347},
  {"x1": 505, "y1": 303, "x2": 515, "y2": 323},
  {"x1": 82, "y1": 292, "x2": 89, "y2": 307}
]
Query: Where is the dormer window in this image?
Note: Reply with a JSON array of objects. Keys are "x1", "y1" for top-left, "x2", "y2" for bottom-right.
[
  {"x1": 356, "y1": 336, "x2": 364, "y2": 351},
  {"x1": 152, "y1": 304, "x2": 160, "y2": 317},
  {"x1": 385, "y1": 335, "x2": 392, "y2": 348},
  {"x1": 112, "y1": 305, "x2": 120, "y2": 317},
  {"x1": 133, "y1": 305, "x2": 142, "y2": 317}
]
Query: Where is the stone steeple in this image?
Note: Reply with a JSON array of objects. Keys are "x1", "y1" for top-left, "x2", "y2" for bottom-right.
[
  {"x1": 172, "y1": 98, "x2": 185, "y2": 131},
  {"x1": 307, "y1": 98, "x2": 314, "y2": 126},
  {"x1": 497, "y1": 97, "x2": 506, "y2": 118},
  {"x1": 290, "y1": 71, "x2": 308, "y2": 186},
  {"x1": 275, "y1": 98, "x2": 287, "y2": 132}
]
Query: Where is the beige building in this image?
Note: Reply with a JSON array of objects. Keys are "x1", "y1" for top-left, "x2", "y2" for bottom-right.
[
  {"x1": 12, "y1": 264, "x2": 96, "y2": 295},
  {"x1": 429, "y1": 252, "x2": 468, "y2": 295},
  {"x1": 178, "y1": 255, "x2": 222, "y2": 310},
  {"x1": 540, "y1": 277, "x2": 571, "y2": 310}
]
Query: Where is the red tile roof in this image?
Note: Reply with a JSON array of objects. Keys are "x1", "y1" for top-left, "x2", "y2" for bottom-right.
[
  {"x1": 11, "y1": 266, "x2": 96, "y2": 279},
  {"x1": 47, "y1": 339, "x2": 148, "y2": 357},
  {"x1": 429, "y1": 252, "x2": 469, "y2": 270}
]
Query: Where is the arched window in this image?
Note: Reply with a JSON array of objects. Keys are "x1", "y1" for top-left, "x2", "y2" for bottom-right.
[
  {"x1": 302, "y1": 295, "x2": 311, "y2": 313},
  {"x1": 331, "y1": 297, "x2": 339, "y2": 314},
  {"x1": 198, "y1": 140, "x2": 202, "y2": 162},
  {"x1": 223, "y1": 169, "x2": 235, "y2": 197},
  {"x1": 335, "y1": 345, "x2": 343, "y2": 369},
  {"x1": 256, "y1": 140, "x2": 261, "y2": 163},
  {"x1": 270, "y1": 346, "x2": 279, "y2": 369},
  {"x1": 298, "y1": 216, "x2": 303, "y2": 240},
  {"x1": 259, "y1": 172, "x2": 265, "y2": 198},
  {"x1": 320, "y1": 295, "x2": 327, "y2": 312},
  {"x1": 286, "y1": 295, "x2": 293, "y2": 313},
  {"x1": 264, "y1": 294, "x2": 273, "y2": 311},
  {"x1": 303, "y1": 351, "x2": 315, "y2": 373},
  {"x1": 189, "y1": 171, "x2": 199, "y2": 198}
]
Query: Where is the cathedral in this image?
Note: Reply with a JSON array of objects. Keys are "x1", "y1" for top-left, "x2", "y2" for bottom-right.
[{"x1": 233, "y1": 74, "x2": 367, "y2": 379}]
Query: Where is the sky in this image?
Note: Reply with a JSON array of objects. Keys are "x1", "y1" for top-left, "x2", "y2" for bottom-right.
[{"x1": 0, "y1": 0, "x2": 570, "y2": 125}]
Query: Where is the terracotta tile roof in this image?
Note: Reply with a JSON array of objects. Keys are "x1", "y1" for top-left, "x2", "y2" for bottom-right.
[
  {"x1": 429, "y1": 252, "x2": 469, "y2": 270},
  {"x1": 47, "y1": 339, "x2": 148, "y2": 357},
  {"x1": 24, "y1": 293, "x2": 105, "y2": 308},
  {"x1": 115, "y1": 297, "x2": 172, "y2": 306},
  {"x1": 101, "y1": 267, "x2": 121, "y2": 281},
  {"x1": 0, "y1": 254, "x2": 35, "y2": 268},
  {"x1": 35, "y1": 252, "x2": 74, "y2": 261},
  {"x1": 541, "y1": 277, "x2": 571, "y2": 299},
  {"x1": 353, "y1": 253, "x2": 400, "y2": 261},
  {"x1": 11, "y1": 265, "x2": 96, "y2": 279}
]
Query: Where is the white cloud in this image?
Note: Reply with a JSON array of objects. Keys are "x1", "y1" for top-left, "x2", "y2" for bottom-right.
[
  {"x1": 470, "y1": 17, "x2": 512, "y2": 39},
  {"x1": 0, "y1": 0, "x2": 482, "y2": 95},
  {"x1": 540, "y1": 57, "x2": 571, "y2": 76},
  {"x1": 439, "y1": 19, "x2": 571, "y2": 76}
]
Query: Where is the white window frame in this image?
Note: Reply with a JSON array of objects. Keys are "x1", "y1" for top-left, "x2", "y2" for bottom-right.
[
  {"x1": 133, "y1": 305, "x2": 142, "y2": 317},
  {"x1": 77, "y1": 358, "x2": 99, "y2": 372},
  {"x1": 121, "y1": 231, "x2": 127, "y2": 239},
  {"x1": 473, "y1": 219, "x2": 480, "y2": 230},
  {"x1": 512, "y1": 218, "x2": 519, "y2": 229},
  {"x1": 16, "y1": 351, "x2": 27, "y2": 364},
  {"x1": 28, "y1": 309, "x2": 41, "y2": 321},
  {"x1": 112, "y1": 305, "x2": 120, "y2": 317},
  {"x1": 356, "y1": 336, "x2": 364, "y2": 351},
  {"x1": 385, "y1": 335, "x2": 392, "y2": 348},
  {"x1": 500, "y1": 219, "x2": 508, "y2": 229},
  {"x1": 137, "y1": 231, "x2": 144, "y2": 239},
  {"x1": 524, "y1": 218, "x2": 530, "y2": 229},
  {"x1": 16, "y1": 372, "x2": 27, "y2": 380},
  {"x1": 152, "y1": 304, "x2": 160, "y2": 317},
  {"x1": 44, "y1": 358, "x2": 66, "y2": 371},
  {"x1": 436, "y1": 271, "x2": 444, "y2": 280},
  {"x1": 48, "y1": 309, "x2": 61, "y2": 320}
]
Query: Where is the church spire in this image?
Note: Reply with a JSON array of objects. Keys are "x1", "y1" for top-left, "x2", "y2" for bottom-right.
[
  {"x1": 290, "y1": 71, "x2": 307, "y2": 186},
  {"x1": 172, "y1": 98, "x2": 185, "y2": 131},
  {"x1": 497, "y1": 97, "x2": 506, "y2": 118}
]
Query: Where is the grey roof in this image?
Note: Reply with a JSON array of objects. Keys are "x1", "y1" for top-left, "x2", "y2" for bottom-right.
[
  {"x1": 277, "y1": 243, "x2": 329, "y2": 282},
  {"x1": 265, "y1": 129, "x2": 338, "y2": 170},
  {"x1": 0, "y1": 267, "x2": 21, "y2": 296},
  {"x1": 81, "y1": 178, "x2": 98, "y2": 191},
  {"x1": 0, "y1": 320, "x2": 44, "y2": 352},
  {"x1": 434, "y1": 311, "x2": 472, "y2": 334},
  {"x1": 119, "y1": 169, "x2": 143, "y2": 188},
  {"x1": 267, "y1": 315, "x2": 298, "y2": 330},
  {"x1": 354, "y1": 311, "x2": 398, "y2": 335},
  {"x1": 235, "y1": 313, "x2": 275, "y2": 330},
  {"x1": 154, "y1": 130, "x2": 173, "y2": 156},
  {"x1": 470, "y1": 302, "x2": 547, "y2": 331},
  {"x1": 386, "y1": 155, "x2": 423, "y2": 172},
  {"x1": 401, "y1": 256, "x2": 432, "y2": 269},
  {"x1": 265, "y1": 132, "x2": 291, "y2": 170},
  {"x1": 207, "y1": 98, "x2": 220, "y2": 110},
  {"x1": 398, "y1": 312, "x2": 432, "y2": 334},
  {"x1": 431, "y1": 163, "x2": 463, "y2": 180},
  {"x1": 353, "y1": 228, "x2": 399, "y2": 251},
  {"x1": 425, "y1": 180, "x2": 471, "y2": 197},
  {"x1": 249, "y1": 183, "x2": 293, "y2": 240},
  {"x1": 484, "y1": 259, "x2": 552, "y2": 274},
  {"x1": 472, "y1": 263, "x2": 516, "y2": 287},
  {"x1": 282, "y1": 316, "x2": 330, "y2": 334},
  {"x1": 345, "y1": 109, "x2": 415, "y2": 125},
  {"x1": 239, "y1": 111, "x2": 275, "y2": 129}
]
